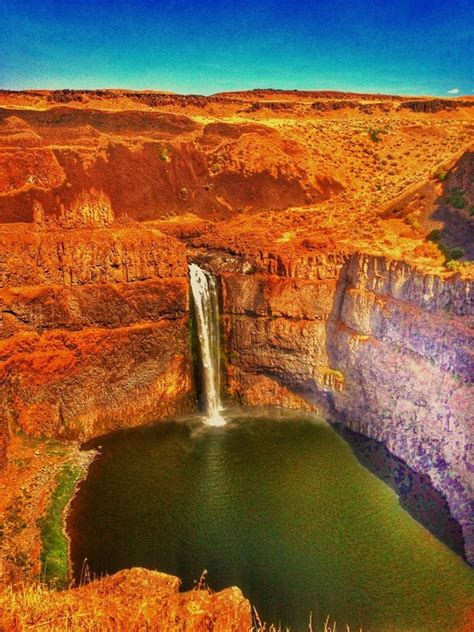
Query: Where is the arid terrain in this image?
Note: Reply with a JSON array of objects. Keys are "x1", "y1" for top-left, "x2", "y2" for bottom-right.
[{"x1": 0, "y1": 88, "x2": 473, "y2": 630}]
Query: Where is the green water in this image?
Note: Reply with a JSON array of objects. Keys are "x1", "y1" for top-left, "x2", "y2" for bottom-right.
[{"x1": 69, "y1": 410, "x2": 473, "y2": 631}]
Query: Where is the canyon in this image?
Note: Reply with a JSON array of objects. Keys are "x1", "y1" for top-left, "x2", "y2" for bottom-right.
[{"x1": 0, "y1": 89, "x2": 473, "y2": 628}]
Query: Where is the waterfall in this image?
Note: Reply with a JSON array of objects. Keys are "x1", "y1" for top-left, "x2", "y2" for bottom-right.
[{"x1": 189, "y1": 263, "x2": 226, "y2": 426}]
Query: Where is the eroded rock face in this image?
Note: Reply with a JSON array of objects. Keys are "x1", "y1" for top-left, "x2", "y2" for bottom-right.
[
  {"x1": 0, "y1": 105, "x2": 334, "y2": 224},
  {"x1": 0, "y1": 416, "x2": 7, "y2": 469},
  {"x1": 217, "y1": 252, "x2": 473, "y2": 562},
  {"x1": 0, "y1": 225, "x2": 193, "y2": 442}
]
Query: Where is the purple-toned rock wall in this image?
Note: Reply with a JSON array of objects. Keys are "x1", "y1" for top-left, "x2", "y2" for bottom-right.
[{"x1": 220, "y1": 252, "x2": 474, "y2": 563}]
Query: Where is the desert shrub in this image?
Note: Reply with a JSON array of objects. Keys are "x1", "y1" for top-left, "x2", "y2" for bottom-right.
[
  {"x1": 445, "y1": 260, "x2": 461, "y2": 271},
  {"x1": 158, "y1": 146, "x2": 170, "y2": 161},
  {"x1": 404, "y1": 214, "x2": 420, "y2": 230},
  {"x1": 368, "y1": 127, "x2": 385, "y2": 142},
  {"x1": 427, "y1": 229, "x2": 442, "y2": 242},
  {"x1": 449, "y1": 247, "x2": 464, "y2": 260},
  {"x1": 445, "y1": 187, "x2": 467, "y2": 209},
  {"x1": 426, "y1": 231, "x2": 464, "y2": 264}
]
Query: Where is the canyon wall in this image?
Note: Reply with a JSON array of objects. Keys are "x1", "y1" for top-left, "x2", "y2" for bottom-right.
[
  {"x1": 1, "y1": 92, "x2": 472, "y2": 572},
  {"x1": 217, "y1": 251, "x2": 473, "y2": 562},
  {"x1": 0, "y1": 223, "x2": 193, "y2": 446},
  {"x1": 0, "y1": 97, "x2": 340, "y2": 466}
]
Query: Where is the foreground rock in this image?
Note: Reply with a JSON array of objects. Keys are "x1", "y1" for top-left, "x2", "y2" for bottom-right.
[{"x1": 0, "y1": 567, "x2": 252, "y2": 631}]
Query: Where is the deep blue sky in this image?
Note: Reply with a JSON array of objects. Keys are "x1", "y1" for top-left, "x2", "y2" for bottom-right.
[{"x1": 1, "y1": 0, "x2": 473, "y2": 95}]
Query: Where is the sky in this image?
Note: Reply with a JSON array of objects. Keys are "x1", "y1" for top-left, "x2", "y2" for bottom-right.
[{"x1": 0, "y1": 0, "x2": 473, "y2": 96}]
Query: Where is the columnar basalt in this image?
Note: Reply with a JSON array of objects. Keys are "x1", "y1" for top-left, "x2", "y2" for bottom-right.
[
  {"x1": 217, "y1": 252, "x2": 473, "y2": 562},
  {"x1": 0, "y1": 224, "x2": 193, "y2": 444}
]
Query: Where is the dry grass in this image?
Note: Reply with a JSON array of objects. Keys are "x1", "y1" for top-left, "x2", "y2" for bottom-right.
[
  {"x1": 0, "y1": 567, "x2": 249, "y2": 632},
  {"x1": 0, "y1": 572, "x2": 361, "y2": 632},
  {"x1": 0, "y1": 580, "x2": 179, "y2": 631},
  {"x1": 253, "y1": 608, "x2": 361, "y2": 632}
]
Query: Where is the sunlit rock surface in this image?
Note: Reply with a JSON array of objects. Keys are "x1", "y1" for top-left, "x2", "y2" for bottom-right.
[
  {"x1": 0, "y1": 567, "x2": 252, "y2": 631},
  {"x1": 0, "y1": 224, "x2": 193, "y2": 441}
]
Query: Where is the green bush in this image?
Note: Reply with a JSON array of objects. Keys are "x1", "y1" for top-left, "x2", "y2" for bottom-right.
[
  {"x1": 427, "y1": 229, "x2": 442, "y2": 242},
  {"x1": 445, "y1": 187, "x2": 467, "y2": 209},
  {"x1": 449, "y1": 247, "x2": 464, "y2": 260}
]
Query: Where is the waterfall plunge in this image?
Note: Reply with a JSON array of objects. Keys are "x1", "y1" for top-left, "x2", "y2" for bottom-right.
[{"x1": 189, "y1": 263, "x2": 226, "y2": 427}]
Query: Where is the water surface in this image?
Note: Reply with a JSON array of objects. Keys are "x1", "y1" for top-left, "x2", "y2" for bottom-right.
[{"x1": 69, "y1": 410, "x2": 473, "y2": 631}]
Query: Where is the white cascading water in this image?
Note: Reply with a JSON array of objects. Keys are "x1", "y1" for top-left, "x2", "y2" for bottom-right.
[{"x1": 189, "y1": 263, "x2": 226, "y2": 426}]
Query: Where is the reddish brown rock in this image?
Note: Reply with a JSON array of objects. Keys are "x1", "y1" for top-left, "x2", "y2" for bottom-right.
[{"x1": 0, "y1": 224, "x2": 193, "y2": 442}]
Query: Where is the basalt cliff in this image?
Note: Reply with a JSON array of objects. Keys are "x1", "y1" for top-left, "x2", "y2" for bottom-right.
[
  {"x1": 207, "y1": 248, "x2": 472, "y2": 562},
  {"x1": 0, "y1": 89, "x2": 473, "y2": 626}
]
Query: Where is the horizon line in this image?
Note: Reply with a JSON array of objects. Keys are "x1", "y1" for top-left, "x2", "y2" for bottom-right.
[{"x1": 0, "y1": 86, "x2": 472, "y2": 99}]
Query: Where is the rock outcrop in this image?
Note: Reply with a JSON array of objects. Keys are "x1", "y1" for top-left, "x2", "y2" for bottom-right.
[
  {"x1": 0, "y1": 567, "x2": 252, "y2": 631},
  {"x1": 400, "y1": 99, "x2": 474, "y2": 113}
]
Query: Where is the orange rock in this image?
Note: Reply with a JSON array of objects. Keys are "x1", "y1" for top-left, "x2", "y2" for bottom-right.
[{"x1": 0, "y1": 568, "x2": 252, "y2": 631}]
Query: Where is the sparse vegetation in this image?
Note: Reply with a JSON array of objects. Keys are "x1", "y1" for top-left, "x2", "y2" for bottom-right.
[
  {"x1": 426, "y1": 230, "x2": 465, "y2": 266},
  {"x1": 368, "y1": 127, "x2": 387, "y2": 142},
  {"x1": 436, "y1": 169, "x2": 448, "y2": 181},
  {"x1": 37, "y1": 463, "x2": 81, "y2": 588},
  {"x1": 440, "y1": 246, "x2": 465, "y2": 269},
  {"x1": 404, "y1": 214, "x2": 420, "y2": 230},
  {"x1": 445, "y1": 260, "x2": 462, "y2": 272},
  {"x1": 439, "y1": 244, "x2": 465, "y2": 264}
]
